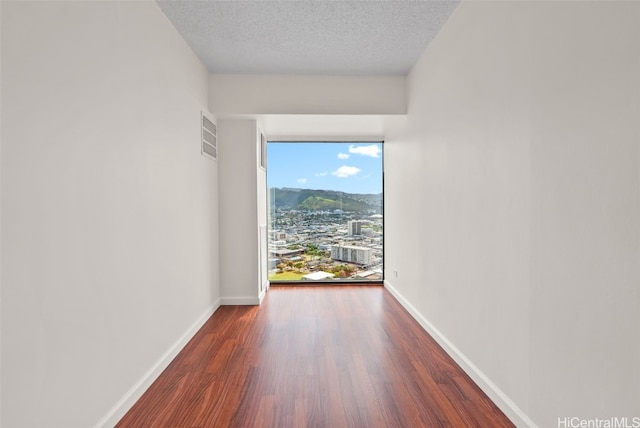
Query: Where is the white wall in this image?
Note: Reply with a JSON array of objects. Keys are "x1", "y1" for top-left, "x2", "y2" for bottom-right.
[
  {"x1": 1, "y1": 1, "x2": 219, "y2": 426},
  {"x1": 217, "y1": 119, "x2": 264, "y2": 304},
  {"x1": 261, "y1": 114, "x2": 388, "y2": 142},
  {"x1": 209, "y1": 74, "x2": 406, "y2": 115},
  {"x1": 384, "y1": 1, "x2": 640, "y2": 427},
  {"x1": 528, "y1": 2, "x2": 639, "y2": 424}
]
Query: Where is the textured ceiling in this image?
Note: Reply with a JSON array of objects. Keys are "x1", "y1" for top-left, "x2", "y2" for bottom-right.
[{"x1": 156, "y1": 0, "x2": 460, "y2": 75}]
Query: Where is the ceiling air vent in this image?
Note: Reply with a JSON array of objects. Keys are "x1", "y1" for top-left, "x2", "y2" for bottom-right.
[{"x1": 201, "y1": 112, "x2": 217, "y2": 161}]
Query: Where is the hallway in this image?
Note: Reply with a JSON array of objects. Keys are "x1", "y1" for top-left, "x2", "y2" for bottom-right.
[{"x1": 117, "y1": 286, "x2": 514, "y2": 427}]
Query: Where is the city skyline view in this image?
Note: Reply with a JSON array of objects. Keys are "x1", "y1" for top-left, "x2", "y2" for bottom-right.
[
  {"x1": 267, "y1": 142, "x2": 383, "y2": 195},
  {"x1": 267, "y1": 141, "x2": 384, "y2": 282}
]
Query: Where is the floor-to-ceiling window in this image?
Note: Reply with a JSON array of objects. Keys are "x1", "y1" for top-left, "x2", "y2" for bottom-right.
[{"x1": 267, "y1": 141, "x2": 383, "y2": 283}]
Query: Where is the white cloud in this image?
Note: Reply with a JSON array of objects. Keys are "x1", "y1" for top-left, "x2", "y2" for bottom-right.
[
  {"x1": 297, "y1": 178, "x2": 307, "y2": 184},
  {"x1": 349, "y1": 144, "x2": 381, "y2": 158},
  {"x1": 332, "y1": 166, "x2": 361, "y2": 178},
  {"x1": 337, "y1": 153, "x2": 350, "y2": 159},
  {"x1": 315, "y1": 172, "x2": 328, "y2": 177}
]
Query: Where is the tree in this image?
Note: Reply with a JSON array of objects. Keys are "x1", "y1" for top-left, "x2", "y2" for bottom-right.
[
  {"x1": 332, "y1": 264, "x2": 349, "y2": 274},
  {"x1": 305, "y1": 243, "x2": 324, "y2": 256}
]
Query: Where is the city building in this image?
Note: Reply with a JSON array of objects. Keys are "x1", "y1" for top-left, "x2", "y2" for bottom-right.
[
  {"x1": 271, "y1": 231, "x2": 287, "y2": 241},
  {"x1": 302, "y1": 271, "x2": 335, "y2": 281},
  {"x1": 331, "y1": 244, "x2": 372, "y2": 266},
  {"x1": 269, "y1": 248, "x2": 305, "y2": 259},
  {"x1": 355, "y1": 270, "x2": 382, "y2": 280},
  {"x1": 347, "y1": 220, "x2": 362, "y2": 236}
]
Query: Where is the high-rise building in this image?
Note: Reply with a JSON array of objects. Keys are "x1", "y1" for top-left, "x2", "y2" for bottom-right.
[
  {"x1": 331, "y1": 244, "x2": 372, "y2": 265},
  {"x1": 347, "y1": 220, "x2": 362, "y2": 236},
  {"x1": 271, "y1": 231, "x2": 287, "y2": 241}
]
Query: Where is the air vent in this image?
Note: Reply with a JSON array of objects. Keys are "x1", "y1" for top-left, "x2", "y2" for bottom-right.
[{"x1": 201, "y1": 112, "x2": 217, "y2": 161}]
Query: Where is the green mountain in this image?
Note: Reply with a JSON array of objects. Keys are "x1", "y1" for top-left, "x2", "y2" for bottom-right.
[{"x1": 269, "y1": 188, "x2": 382, "y2": 213}]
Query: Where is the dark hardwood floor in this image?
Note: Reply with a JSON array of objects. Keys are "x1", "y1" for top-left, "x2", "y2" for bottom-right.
[{"x1": 117, "y1": 285, "x2": 514, "y2": 428}]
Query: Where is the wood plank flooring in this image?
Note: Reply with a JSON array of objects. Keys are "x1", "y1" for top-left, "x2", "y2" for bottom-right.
[{"x1": 117, "y1": 286, "x2": 514, "y2": 428}]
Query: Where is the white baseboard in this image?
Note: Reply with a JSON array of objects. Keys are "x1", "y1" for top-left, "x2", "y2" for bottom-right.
[
  {"x1": 94, "y1": 299, "x2": 221, "y2": 428},
  {"x1": 383, "y1": 280, "x2": 537, "y2": 428},
  {"x1": 220, "y1": 296, "x2": 260, "y2": 305}
]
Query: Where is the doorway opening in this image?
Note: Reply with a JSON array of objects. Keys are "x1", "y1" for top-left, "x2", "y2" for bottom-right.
[{"x1": 267, "y1": 141, "x2": 384, "y2": 284}]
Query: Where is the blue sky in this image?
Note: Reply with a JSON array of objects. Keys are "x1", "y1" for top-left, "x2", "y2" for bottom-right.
[{"x1": 267, "y1": 142, "x2": 383, "y2": 194}]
